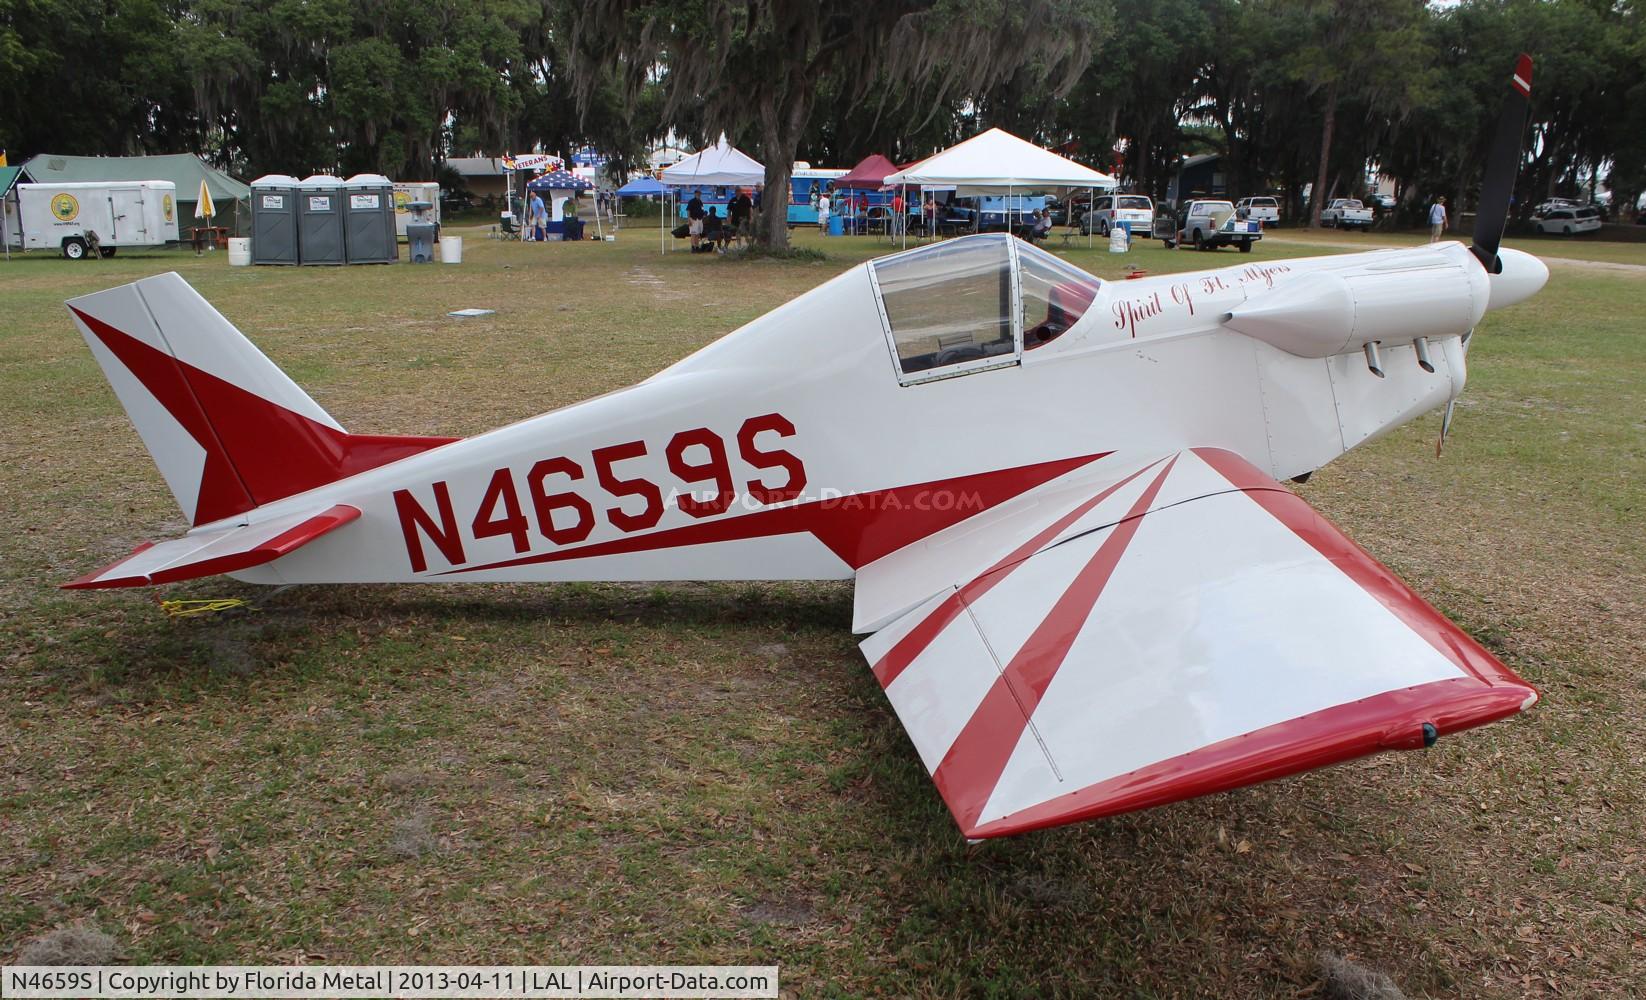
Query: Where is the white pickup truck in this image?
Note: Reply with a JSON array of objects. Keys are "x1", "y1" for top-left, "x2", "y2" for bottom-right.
[
  {"x1": 1319, "y1": 198, "x2": 1374, "y2": 230},
  {"x1": 1157, "y1": 199, "x2": 1263, "y2": 252},
  {"x1": 1235, "y1": 196, "x2": 1280, "y2": 226}
]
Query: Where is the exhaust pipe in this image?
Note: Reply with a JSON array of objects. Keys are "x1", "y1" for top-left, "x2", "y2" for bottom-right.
[
  {"x1": 1413, "y1": 336, "x2": 1435, "y2": 373},
  {"x1": 1364, "y1": 341, "x2": 1385, "y2": 379}
]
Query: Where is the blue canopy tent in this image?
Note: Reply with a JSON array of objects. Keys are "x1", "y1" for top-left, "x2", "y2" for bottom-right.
[
  {"x1": 614, "y1": 176, "x2": 669, "y2": 249},
  {"x1": 616, "y1": 176, "x2": 666, "y2": 196},
  {"x1": 526, "y1": 170, "x2": 593, "y2": 239}
]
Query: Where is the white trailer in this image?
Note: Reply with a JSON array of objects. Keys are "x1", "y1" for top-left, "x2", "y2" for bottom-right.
[
  {"x1": 8, "y1": 180, "x2": 180, "y2": 258},
  {"x1": 392, "y1": 182, "x2": 440, "y2": 238}
]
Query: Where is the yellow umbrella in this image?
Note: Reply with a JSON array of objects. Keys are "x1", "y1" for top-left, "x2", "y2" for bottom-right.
[{"x1": 195, "y1": 179, "x2": 215, "y2": 221}]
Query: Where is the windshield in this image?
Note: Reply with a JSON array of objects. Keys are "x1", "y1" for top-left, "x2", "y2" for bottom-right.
[
  {"x1": 1342, "y1": 200, "x2": 1363, "y2": 209},
  {"x1": 872, "y1": 235, "x2": 1014, "y2": 378},
  {"x1": 1116, "y1": 196, "x2": 1151, "y2": 211},
  {"x1": 1250, "y1": 198, "x2": 1277, "y2": 207},
  {"x1": 868, "y1": 234, "x2": 1102, "y2": 381}
]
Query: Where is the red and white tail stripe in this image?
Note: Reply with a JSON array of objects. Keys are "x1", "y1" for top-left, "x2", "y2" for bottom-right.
[{"x1": 67, "y1": 273, "x2": 454, "y2": 528}]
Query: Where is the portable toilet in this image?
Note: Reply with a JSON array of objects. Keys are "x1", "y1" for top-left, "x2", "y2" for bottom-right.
[
  {"x1": 296, "y1": 175, "x2": 345, "y2": 265},
  {"x1": 343, "y1": 173, "x2": 396, "y2": 263},
  {"x1": 250, "y1": 174, "x2": 300, "y2": 265}
]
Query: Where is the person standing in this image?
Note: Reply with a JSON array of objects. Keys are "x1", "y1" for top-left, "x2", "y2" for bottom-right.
[
  {"x1": 527, "y1": 190, "x2": 546, "y2": 241},
  {"x1": 729, "y1": 188, "x2": 753, "y2": 247},
  {"x1": 817, "y1": 190, "x2": 832, "y2": 237},
  {"x1": 687, "y1": 189, "x2": 705, "y2": 250},
  {"x1": 1428, "y1": 196, "x2": 1448, "y2": 242}
]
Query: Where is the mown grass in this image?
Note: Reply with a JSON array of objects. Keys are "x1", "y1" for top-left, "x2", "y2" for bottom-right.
[{"x1": 1, "y1": 227, "x2": 1642, "y2": 997}]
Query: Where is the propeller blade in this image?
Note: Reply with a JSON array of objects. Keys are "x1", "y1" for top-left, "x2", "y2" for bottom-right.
[
  {"x1": 1470, "y1": 54, "x2": 1534, "y2": 272},
  {"x1": 1436, "y1": 399, "x2": 1457, "y2": 458}
]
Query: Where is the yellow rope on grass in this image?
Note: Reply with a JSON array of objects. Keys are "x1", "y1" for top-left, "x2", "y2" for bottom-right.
[{"x1": 158, "y1": 598, "x2": 253, "y2": 618}]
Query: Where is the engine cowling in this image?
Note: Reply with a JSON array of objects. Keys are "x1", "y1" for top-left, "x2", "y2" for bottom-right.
[{"x1": 1221, "y1": 252, "x2": 1490, "y2": 358}]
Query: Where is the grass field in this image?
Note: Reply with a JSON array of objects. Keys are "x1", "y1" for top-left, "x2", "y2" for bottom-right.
[{"x1": 2, "y1": 227, "x2": 1643, "y2": 997}]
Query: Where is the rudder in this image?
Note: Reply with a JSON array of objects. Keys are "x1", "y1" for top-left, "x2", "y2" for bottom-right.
[{"x1": 68, "y1": 272, "x2": 454, "y2": 527}]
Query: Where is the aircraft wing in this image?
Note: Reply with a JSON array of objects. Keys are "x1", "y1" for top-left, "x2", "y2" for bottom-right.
[{"x1": 856, "y1": 448, "x2": 1536, "y2": 839}]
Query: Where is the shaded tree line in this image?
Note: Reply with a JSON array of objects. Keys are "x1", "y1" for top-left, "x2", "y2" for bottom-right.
[
  {"x1": 997, "y1": 0, "x2": 1644, "y2": 224},
  {"x1": 1, "y1": 0, "x2": 1640, "y2": 236}
]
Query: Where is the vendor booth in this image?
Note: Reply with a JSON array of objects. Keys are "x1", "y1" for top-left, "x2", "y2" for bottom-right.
[
  {"x1": 526, "y1": 169, "x2": 592, "y2": 240},
  {"x1": 615, "y1": 176, "x2": 669, "y2": 250},
  {"x1": 659, "y1": 137, "x2": 764, "y2": 254},
  {"x1": 832, "y1": 154, "x2": 901, "y2": 234},
  {"x1": 885, "y1": 128, "x2": 1116, "y2": 247}
]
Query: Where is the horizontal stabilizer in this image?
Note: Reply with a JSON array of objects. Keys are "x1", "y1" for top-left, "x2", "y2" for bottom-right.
[{"x1": 64, "y1": 504, "x2": 360, "y2": 590}]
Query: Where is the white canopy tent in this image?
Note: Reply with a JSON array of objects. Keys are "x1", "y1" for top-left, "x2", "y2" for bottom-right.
[
  {"x1": 661, "y1": 137, "x2": 765, "y2": 188},
  {"x1": 886, "y1": 128, "x2": 1117, "y2": 247},
  {"x1": 657, "y1": 137, "x2": 765, "y2": 254}
]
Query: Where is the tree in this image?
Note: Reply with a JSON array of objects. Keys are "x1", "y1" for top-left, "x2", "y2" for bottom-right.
[
  {"x1": 570, "y1": 0, "x2": 1109, "y2": 249},
  {"x1": 1283, "y1": 0, "x2": 1434, "y2": 227}
]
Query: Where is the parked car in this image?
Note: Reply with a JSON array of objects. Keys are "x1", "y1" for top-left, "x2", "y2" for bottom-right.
[
  {"x1": 1156, "y1": 199, "x2": 1262, "y2": 252},
  {"x1": 1533, "y1": 197, "x2": 1586, "y2": 216},
  {"x1": 1319, "y1": 198, "x2": 1374, "y2": 230},
  {"x1": 1234, "y1": 196, "x2": 1280, "y2": 226},
  {"x1": 1043, "y1": 196, "x2": 1083, "y2": 228},
  {"x1": 1532, "y1": 206, "x2": 1602, "y2": 235},
  {"x1": 1080, "y1": 193, "x2": 1155, "y2": 236},
  {"x1": 1369, "y1": 193, "x2": 1397, "y2": 210}
]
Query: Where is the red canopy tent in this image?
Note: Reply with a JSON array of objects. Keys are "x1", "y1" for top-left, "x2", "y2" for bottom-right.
[{"x1": 834, "y1": 153, "x2": 898, "y2": 190}]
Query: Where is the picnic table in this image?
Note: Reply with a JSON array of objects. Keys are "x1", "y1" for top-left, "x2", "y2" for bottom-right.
[{"x1": 189, "y1": 226, "x2": 229, "y2": 252}]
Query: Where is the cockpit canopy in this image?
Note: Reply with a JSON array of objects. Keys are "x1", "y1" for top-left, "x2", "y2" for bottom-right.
[{"x1": 868, "y1": 234, "x2": 1102, "y2": 385}]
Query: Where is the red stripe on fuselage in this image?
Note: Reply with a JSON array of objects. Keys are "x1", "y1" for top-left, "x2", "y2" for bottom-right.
[{"x1": 441, "y1": 454, "x2": 1113, "y2": 576}]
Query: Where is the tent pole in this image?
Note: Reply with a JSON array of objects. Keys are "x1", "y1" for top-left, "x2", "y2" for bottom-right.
[{"x1": 1088, "y1": 187, "x2": 1094, "y2": 249}]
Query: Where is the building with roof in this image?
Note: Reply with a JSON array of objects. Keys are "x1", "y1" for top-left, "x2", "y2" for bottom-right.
[{"x1": 445, "y1": 157, "x2": 510, "y2": 202}]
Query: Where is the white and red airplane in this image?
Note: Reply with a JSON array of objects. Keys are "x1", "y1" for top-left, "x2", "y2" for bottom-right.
[{"x1": 64, "y1": 60, "x2": 1548, "y2": 840}]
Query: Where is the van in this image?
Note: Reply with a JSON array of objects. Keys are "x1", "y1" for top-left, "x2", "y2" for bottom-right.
[
  {"x1": 1079, "y1": 193, "x2": 1154, "y2": 236},
  {"x1": 8, "y1": 180, "x2": 180, "y2": 258}
]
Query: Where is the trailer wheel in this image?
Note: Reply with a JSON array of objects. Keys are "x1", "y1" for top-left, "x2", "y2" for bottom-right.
[
  {"x1": 1238, "y1": 239, "x2": 1252, "y2": 253},
  {"x1": 62, "y1": 237, "x2": 88, "y2": 260},
  {"x1": 99, "y1": 246, "x2": 117, "y2": 259}
]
